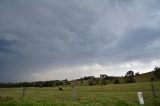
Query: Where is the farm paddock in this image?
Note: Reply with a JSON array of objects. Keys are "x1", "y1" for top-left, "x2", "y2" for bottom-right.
[{"x1": 0, "y1": 82, "x2": 160, "y2": 106}]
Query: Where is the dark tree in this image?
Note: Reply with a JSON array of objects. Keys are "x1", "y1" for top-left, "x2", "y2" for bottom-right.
[
  {"x1": 114, "y1": 78, "x2": 120, "y2": 84},
  {"x1": 80, "y1": 78, "x2": 83, "y2": 84},
  {"x1": 153, "y1": 66, "x2": 160, "y2": 79},
  {"x1": 124, "y1": 70, "x2": 136, "y2": 83},
  {"x1": 88, "y1": 80, "x2": 94, "y2": 86},
  {"x1": 135, "y1": 72, "x2": 140, "y2": 76},
  {"x1": 63, "y1": 79, "x2": 71, "y2": 85},
  {"x1": 150, "y1": 77, "x2": 154, "y2": 82}
]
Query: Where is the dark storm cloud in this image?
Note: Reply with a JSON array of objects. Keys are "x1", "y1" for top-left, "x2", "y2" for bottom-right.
[
  {"x1": 0, "y1": 0, "x2": 160, "y2": 82},
  {"x1": 0, "y1": 39, "x2": 16, "y2": 54},
  {"x1": 116, "y1": 28, "x2": 160, "y2": 61}
]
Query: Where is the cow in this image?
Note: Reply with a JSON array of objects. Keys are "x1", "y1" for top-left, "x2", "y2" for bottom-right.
[{"x1": 58, "y1": 87, "x2": 63, "y2": 91}]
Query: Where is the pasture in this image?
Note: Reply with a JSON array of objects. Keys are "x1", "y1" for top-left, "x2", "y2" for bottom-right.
[{"x1": 0, "y1": 82, "x2": 160, "y2": 106}]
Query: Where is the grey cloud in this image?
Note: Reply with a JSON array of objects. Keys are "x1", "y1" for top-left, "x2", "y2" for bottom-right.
[
  {"x1": 117, "y1": 28, "x2": 160, "y2": 60},
  {"x1": 119, "y1": 28, "x2": 160, "y2": 51},
  {"x1": 0, "y1": 0, "x2": 160, "y2": 82},
  {"x1": 0, "y1": 39, "x2": 17, "y2": 54}
]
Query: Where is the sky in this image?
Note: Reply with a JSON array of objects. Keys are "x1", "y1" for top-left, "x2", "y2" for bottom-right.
[{"x1": 0, "y1": 0, "x2": 160, "y2": 82}]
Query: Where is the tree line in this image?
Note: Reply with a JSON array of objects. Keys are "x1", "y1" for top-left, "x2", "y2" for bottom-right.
[{"x1": 0, "y1": 79, "x2": 70, "y2": 88}]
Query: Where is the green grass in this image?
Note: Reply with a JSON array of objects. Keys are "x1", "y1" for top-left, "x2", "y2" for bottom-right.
[{"x1": 0, "y1": 82, "x2": 160, "y2": 106}]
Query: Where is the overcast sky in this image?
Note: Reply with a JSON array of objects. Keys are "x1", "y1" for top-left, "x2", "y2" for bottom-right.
[{"x1": 1, "y1": 0, "x2": 160, "y2": 82}]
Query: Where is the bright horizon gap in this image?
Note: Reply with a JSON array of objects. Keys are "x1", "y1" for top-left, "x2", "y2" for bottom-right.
[{"x1": 24, "y1": 60, "x2": 159, "y2": 82}]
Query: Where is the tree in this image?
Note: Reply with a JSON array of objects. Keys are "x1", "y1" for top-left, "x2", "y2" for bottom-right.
[
  {"x1": 88, "y1": 79, "x2": 95, "y2": 86},
  {"x1": 124, "y1": 70, "x2": 136, "y2": 83},
  {"x1": 150, "y1": 77, "x2": 154, "y2": 82},
  {"x1": 79, "y1": 78, "x2": 84, "y2": 84},
  {"x1": 100, "y1": 74, "x2": 107, "y2": 85},
  {"x1": 153, "y1": 66, "x2": 160, "y2": 80},
  {"x1": 135, "y1": 72, "x2": 140, "y2": 76},
  {"x1": 114, "y1": 78, "x2": 120, "y2": 84},
  {"x1": 100, "y1": 78, "x2": 107, "y2": 85},
  {"x1": 63, "y1": 79, "x2": 71, "y2": 85}
]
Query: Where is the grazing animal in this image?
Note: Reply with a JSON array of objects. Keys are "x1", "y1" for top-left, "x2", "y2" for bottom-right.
[{"x1": 58, "y1": 87, "x2": 63, "y2": 91}]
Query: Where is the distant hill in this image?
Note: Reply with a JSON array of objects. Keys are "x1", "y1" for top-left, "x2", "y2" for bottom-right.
[
  {"x1": 135, "y1": 71, "x2": 155, "y2": 82},
  {"x1": 115, "y1": 71, "x2": 156, "y2": 83},
  {"x1": 72, "y1": 71, "x2": 158, "y2": 86}
]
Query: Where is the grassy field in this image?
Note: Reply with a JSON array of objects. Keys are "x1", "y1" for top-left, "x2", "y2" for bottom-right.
[{"x1": 0, "y1": 82, "x2": 160, "y2": 106}]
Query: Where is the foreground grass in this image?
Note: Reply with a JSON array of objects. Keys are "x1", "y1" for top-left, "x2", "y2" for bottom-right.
[{"x1": 0, "y1": 82, "x2": 160, "y2": 106}]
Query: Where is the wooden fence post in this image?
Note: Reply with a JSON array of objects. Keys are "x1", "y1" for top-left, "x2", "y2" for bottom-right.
[
  {"x1": 151, "y1": 83, "x2": 157, "y2": 97},
  {"x1": 72, "y1": 86, "x2": 77, "y2": 102},
  {"x1": 22, "y1": 87, "x2": 26, "y2": 97}
]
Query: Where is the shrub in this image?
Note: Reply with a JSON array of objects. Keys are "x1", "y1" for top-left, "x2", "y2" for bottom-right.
[{"x1": 114, "y1": 78, "x2": 120, "y2": 84}]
